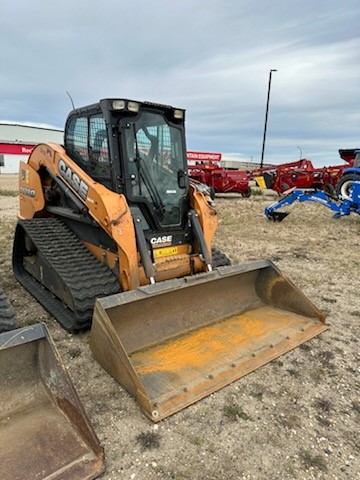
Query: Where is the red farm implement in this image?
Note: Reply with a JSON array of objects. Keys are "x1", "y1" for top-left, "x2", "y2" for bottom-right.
[
  {"x1": 187, "y1": 151, "x2": 251, "y2": 197},
  {"x1": 251, "y1": 150, "x2": 356, "y2": 195}
]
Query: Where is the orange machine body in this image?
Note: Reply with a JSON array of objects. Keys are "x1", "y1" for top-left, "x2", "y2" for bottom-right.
[{"x1": 19, "y1": 143, "x2": 217, "y2": 292}]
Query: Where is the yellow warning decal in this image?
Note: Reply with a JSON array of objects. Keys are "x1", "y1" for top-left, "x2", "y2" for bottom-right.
[{"x1": 153, "y1": 246, "x2": 178, "y2": 259}]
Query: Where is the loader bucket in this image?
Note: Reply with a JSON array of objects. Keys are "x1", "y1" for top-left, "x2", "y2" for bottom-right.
[
  {"x1": 0, "y1": 323, "x2": 105, "y2": 480},
  {"x1": 90, "y1": 260, "x2": 328, "y2": 422}
]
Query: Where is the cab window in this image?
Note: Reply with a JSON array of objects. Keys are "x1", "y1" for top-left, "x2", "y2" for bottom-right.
[
  {"x1": 66, "y1": 117, "x2": 89, "y2": 165},
  {"x1": 66, "y1": 116, "x2": 114, "y2": 190}
]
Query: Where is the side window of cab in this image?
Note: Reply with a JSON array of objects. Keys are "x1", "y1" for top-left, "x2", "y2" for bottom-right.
[
  {"x1": 65, "y1": 117, "x2": 89, "y2": 166},
  {"x1": 89, "y1": 117, "x2": 111, "y2": 172},
  {"x1": 66, "y1": 115, "x2": 114, "y2": 190}
]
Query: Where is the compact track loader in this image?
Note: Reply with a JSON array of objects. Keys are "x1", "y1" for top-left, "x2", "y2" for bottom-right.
[
  {"x1": 0, "y1": 323, "x2": 105, "y2": 480},
  {"x1": 13, "y1": 98, "x2": 327, "y2": 420}
]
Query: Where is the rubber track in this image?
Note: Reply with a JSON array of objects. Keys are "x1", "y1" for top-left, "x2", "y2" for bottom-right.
[
  {"x1": 13, "y1": 218, "x2": 120, "y2": 331},
  {"x1": 0, "y1": 287, "x2": 17, "y2": 333}
]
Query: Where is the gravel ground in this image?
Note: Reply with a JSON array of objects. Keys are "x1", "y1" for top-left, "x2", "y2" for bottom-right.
[{"x1": 0, "y1": 175, "x2": 359, "y2": 480}]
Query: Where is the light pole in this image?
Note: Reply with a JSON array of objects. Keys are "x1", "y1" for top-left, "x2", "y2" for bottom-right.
[
  {"x1": 260, "y1": 69, "x2": 277, "y2": 168},
  {"x1": 296, "y1": 146, "x2": 302, "y2": 159}
]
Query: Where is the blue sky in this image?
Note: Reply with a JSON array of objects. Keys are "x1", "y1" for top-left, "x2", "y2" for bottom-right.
[{"x1": 1, "y1": 0, "x2": 359, "y2": 166}]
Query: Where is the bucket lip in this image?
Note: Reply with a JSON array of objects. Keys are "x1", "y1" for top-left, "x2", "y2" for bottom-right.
[
  {"x1": 0, "y1": 323, "x2": 48, "y2": 350},
  {"x1": 96, "y1": 259, "x2": 274, "y2": 310}
]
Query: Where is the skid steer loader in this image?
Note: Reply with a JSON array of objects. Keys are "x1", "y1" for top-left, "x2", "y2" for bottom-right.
[{"x1": 13, "y1": 98, "x2": 328, "y2": 420}]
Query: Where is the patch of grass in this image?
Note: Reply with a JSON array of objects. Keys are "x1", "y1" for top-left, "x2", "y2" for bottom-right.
[
  {"x1": 351, "y1": 401, "x2": 360, "y2": 414},
  {"x1": 0, "y1": 276, "x2": 18, "y2": 291},
  {"x1": 316, "y1": 350, "x2": 335, "y2": 364},
  {"x1": 299, "y1": 343, "x2": 311, "y2": 352},
  {"x1": 293, "y1": 251, "x2": 308, "y2": 259},
  {"x1": 272, "y1": 359, "x2": 284, "y2": 368},
  {"x1": 135, "y1": 431, "x2": 161, "y2": 450},
  {"x1": 316, "y1": 416, "x2": 331, "y2": 427},
  {"x1": 172, "y1": 471, "x2": 191, "y2": 480},
  {"x1": 22, "y1": 316, "x2": 41, "y2": 327},
  {"x1": 195, "y1": 437, "x2": 204, "y2": 446},
  {"x1": 223, "y1": 403, "x2": 250, "y2": 421},
  {"x1": 299, "y1": 450, "x2": 328, "y2": 472},
  {"x1": 251, "y1": 189, "x2": 264, "y2": 196},
  {"x1": 249, "y1": 391, "x2": 263, "y2": 401},
  {"x1": 342, "y1": 430, "x2": 360, "y2": 452},
  {"x1": 321, "y1": 297, "x2": 337, "y2": 304},
  {"x1": 0, "y1": 189, "x2": 18, "y2": 197},
  {"x1": 314, "y1": 398, "x2": 332, "y2": 412}
]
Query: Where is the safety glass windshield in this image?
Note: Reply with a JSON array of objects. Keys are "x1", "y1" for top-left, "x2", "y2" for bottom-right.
[{"x1": 123, "y1": 111, "x2": 187, "y2": 227}]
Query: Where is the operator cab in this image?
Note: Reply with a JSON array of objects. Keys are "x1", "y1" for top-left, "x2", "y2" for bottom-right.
[{"x1": 64, "y1": 99, "x2": 189, "y2": 231}]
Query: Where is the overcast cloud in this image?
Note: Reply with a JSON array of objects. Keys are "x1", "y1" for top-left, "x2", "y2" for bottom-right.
[{"x1": 1, "y1": 0, "x2": 359, "y2": 166}]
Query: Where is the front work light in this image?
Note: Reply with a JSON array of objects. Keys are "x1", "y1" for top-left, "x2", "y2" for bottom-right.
[
  {"x1": 128, "y1": 101, "x2": 140, "y2": 113},
  {"x1": 174, "y1": 109, "x2": 184, "y2": 120},
  {"x1": 112, "y1": 100, "x2": 126, "y2": 110}
]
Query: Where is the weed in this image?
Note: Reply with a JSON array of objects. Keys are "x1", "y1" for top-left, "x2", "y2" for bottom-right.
[
  {"x1": 223, "y1": 403, "x2": 250, "y2": 421},
  {"x1": 310, "y1": 366, "x2": 326, "y2": 383},
  {"x1": 249, "y1": 391, "x2": 263, "y2": 401},
  {"x1": 286, "y1": 368, "x2": 300, "y2": 377},
  {"x1": 299, "y1": 449, "x2": 328, "y2": 472},
  {"x1": 135, "y1": 431, "x2": 161, "y2": 450},
  {"x1": 299, "y1": 343, "x2": 311, "y2": 352},
  {"x1": 350, "y1": 310, "x2": 360, "y2": 318},
  {"x1": 279, "y1": 414, "x2": 302, "y2": 429},
  {"x1": 195, "y1": 438, "x2": 204, "y2": 446},
  {"x1": 68, "y1": 347, "x2": 81, "y2": 358}
]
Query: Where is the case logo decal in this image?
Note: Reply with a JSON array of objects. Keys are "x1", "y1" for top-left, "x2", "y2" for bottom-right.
[{"x1": 58, "y1": 158, "x2": 89, "y2": 200}]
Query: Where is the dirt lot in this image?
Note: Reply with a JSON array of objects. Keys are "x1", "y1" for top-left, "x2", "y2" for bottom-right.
[{"x1": 0, "y1": 174, "x2": 359, "y2": 480}]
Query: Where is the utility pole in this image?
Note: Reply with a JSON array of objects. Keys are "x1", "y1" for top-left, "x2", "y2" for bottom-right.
[{"x1": 260, "y1": 69, "x2": 277, "y2": 168}]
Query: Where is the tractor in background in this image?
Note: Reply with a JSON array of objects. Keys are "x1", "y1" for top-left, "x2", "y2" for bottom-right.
[
  {"x1": 335, "y1": 148, "x2": 360, "y2": 199},
  {"x1": 265, "y1": 150, "x2": 360, "y2": 221}
]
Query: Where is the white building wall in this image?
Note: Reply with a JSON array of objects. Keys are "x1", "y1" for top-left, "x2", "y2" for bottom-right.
[
  {"x1": 0, "y1": 123, "x2": 64, "y2": 174},
  {"x1": 0, "y1": 155, "x2": 27, "y2": 174},
  {"x1": 0, "y1": 124, "x2": 63, "y2": 144}
]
